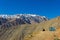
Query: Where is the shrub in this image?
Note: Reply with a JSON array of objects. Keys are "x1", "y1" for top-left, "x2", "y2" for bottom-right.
[{"x1": 49, "y1": 27, "x2": 56, "y2": 31}]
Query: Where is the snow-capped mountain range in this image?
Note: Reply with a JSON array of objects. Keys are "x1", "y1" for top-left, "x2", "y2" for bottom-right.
[
  {"x1": 0, "y1": 14, "x2": 46, "y2": 19},
  {"x1": 0, "y1": 14, "x2": 48, "y2": 25}
]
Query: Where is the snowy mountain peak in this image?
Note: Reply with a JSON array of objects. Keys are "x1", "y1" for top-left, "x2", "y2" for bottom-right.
[{"x1": 0, "y1": 14, "x2": 46, "y2": 19}]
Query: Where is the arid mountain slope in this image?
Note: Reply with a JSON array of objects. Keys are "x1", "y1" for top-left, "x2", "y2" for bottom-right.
[
  {"x1": 0, "y1": 16, "x2": 60, "y2": 40},
  {"x1": 24, "y1": 16, "x2": 60, "y2": 40}
]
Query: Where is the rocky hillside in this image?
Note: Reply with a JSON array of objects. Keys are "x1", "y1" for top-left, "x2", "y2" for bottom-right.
[{"x1": 0, "y1": 14, "x2": 48, "y2": 40}]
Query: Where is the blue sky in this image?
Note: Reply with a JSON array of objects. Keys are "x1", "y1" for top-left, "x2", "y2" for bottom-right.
[{"x1": 0, "y1": 0, "x2": 60, "y2": 19}]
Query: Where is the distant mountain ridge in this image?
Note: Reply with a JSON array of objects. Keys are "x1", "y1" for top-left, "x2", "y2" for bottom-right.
[
  {"x1": 0, "y1": 14, "x2": 47, "y2": 18},
  {"x1": 0, "y1": 14, "x2": 48, "y2": 25}
]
